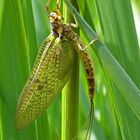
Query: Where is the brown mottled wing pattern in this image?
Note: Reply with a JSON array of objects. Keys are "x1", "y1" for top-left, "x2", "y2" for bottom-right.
[{"x1": 15, "y1": 35, "x2": 74, "y2": 130}]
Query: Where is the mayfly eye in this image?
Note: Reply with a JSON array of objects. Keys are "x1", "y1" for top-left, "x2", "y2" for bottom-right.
[
  {"x1": 57, "y1": 15, "x2": 62, "y2": 20},
  {"x1": 50, "y1": 12, "x2": 57, "y2": 19}
]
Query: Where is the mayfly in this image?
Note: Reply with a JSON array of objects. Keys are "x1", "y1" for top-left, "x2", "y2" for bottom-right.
[{"x1": 15, "y1": 0, "x2": 97, "y2": 138}]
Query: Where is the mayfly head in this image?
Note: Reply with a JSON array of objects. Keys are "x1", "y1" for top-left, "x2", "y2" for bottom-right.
[
  {"x1": 49, "y1": 11, "x2": 63, "y2": 23},
  {"x1": 46, "y1": 0, "x2": 63, "y2": 36},
  {"x1": 49, "y1": 11, "x2": 63, "y2": 35}
]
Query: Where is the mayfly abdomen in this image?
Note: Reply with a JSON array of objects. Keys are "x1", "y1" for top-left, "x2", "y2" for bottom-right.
[
  {"x1": 80, "y1": 50, "x2": 94, "y2": 101},
  {"x1": 74, "y1": 41, "x2": 95, "y2": 139},
  {"x1": 65, "y1": 29, "x2": 95, "y2": 102},
  {"x1": 16, "y1": 36, "x2": 74, "y2": 130}
]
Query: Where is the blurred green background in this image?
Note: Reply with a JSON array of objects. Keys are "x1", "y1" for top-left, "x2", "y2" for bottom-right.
[{"x1": 0, "y1": 0, "x2": 140, "y2": 140}]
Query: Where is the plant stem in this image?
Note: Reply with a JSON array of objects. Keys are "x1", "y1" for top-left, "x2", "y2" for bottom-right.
[{"x1": 61, "y1": 0, "x2": 79, "y2": 140}]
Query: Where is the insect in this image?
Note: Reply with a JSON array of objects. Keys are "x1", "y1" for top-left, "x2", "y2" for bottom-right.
[{"x1": 15, "y1": 0, "x2": 97, "y2": 139}]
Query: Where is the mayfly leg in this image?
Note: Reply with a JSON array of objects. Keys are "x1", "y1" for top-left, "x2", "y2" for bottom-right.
[
  {"x1": 66, "y1": 16, "x2": 79, "y2": 29},
  {"x1": 77, "y1": 38, "x2": 98, "y2": 51},
  {"x1": 56, "y1": 0, "x2": 61, "y2": 9},
  {"x1": 46, "y1": 0, "x2": 61, "y2": 12},
  {"x1": 45, "y1": 0, "x2": 51, "y2": 12}
]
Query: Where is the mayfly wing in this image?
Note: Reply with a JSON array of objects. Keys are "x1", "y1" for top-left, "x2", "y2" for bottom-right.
[
  {"x1": 15, "y1": 34, "x2": 56, "y2": 130},
  {"x1": 15, "y1": 36, "x2": 74, "y2": 130}
]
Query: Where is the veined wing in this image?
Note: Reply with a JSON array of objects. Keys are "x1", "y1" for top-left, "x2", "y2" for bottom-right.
[{"x1": 15, "y1": 37, "x2": 74, "y2": 130}]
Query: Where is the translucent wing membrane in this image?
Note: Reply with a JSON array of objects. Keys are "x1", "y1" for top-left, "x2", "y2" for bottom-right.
[{"x1": 16, "y1": 35, "x2": 74, "y2": 130}]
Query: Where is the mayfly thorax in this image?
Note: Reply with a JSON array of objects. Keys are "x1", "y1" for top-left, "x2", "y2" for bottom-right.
[{"x1": 15, "y1": 0, "x2": 97, "y2": 138}]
